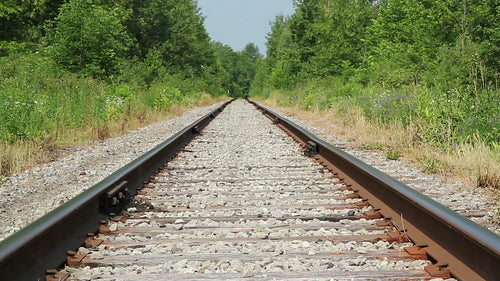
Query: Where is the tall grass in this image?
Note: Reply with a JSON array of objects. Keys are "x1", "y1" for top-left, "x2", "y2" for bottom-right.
[
  {"x1": 254, "y1": 77, "x2": 500, "y2": 189},
  {"x1": 0, "y1": 53, "x2": 221, "y2": 177},
  {"x1": 264, "y1": 77, "x2": 499, "y2": 147}
]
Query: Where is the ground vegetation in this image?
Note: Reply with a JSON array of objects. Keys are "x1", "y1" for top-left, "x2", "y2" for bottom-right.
[
  {"x1": 251, "y1": 0, "x2": 499, "y2": 189},
  {"x1": 0, "y1": 0, "x2": 260, "y2": 176}
]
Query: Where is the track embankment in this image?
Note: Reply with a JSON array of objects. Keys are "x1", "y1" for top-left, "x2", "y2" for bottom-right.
[
  {"x1": 1, "y1": 100, "x2": 498, "y2": 281},
  {"x1": 54, "y1": 100, "x2": 431, "y2": 280}
]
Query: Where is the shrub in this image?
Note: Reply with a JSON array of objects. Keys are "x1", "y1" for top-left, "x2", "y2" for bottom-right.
[{"x1": 49, "y1": 0, "x2": 131, "y2": 77}]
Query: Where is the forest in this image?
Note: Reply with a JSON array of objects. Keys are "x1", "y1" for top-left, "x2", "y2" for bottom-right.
[
  {"x1": 252, "y1": 0, "x2": 498, "y2": 147},
  {"x1": 0, "y1": 0, "x2": 499, "y2": 183},
  {"x1": 0, "y1": 0, "x2": 261, "y2": 175}
]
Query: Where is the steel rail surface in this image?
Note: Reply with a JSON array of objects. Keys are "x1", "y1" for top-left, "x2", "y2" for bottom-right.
[
  {"x1": 0, "y1": 100, "x2": 233, "y2": 281},
  {"x1": 249, "y1": 100, "x2": 500, "y2": 281}
]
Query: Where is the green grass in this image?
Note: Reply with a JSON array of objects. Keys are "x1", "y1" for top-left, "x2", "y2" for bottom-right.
[
  {"x1": 257, "y1": 76, "x2": 499, "y2": 149},
  {"x1": 385, "y1": 149, "x2": 401, "y2": 160},
  {"x1": 0, "y1": 52, "x2": 218, "y2": 177},
  {"x1": 0, "y1": 53, "x2": 208, "y2": 144},
  {"x1": 253, "y1": 76, "x2": 500, "y2": 192}
]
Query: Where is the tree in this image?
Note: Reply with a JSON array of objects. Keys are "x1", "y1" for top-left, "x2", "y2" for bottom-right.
[
  {"x1": 213, "y1": 42, "x2": 262, "y2": 97},
  {"x1": 263, "y1": 0, "x2": 375, "y2": 85},
  {"x1": 1, "y1": 0, "x2": 67, "y2": 44},
  {"x1": 468, "y1": 0, "x2": 500, "y2": 85},
  {"x1": 50, "y1": 0, "x2": 131, "y2": 77},
  {"x1": 126, "y1": 0, "x2": 216, "y2": 76},
  {"x1": 242, "y1": 43, "x2": 262, "y2": 62},
  {"x1": 0, "y1": 1, "x2": 25, "y2": 42},
  {"x1": 307, "y1": 0, "x2": 374, "y2": 76},
  {"x1": 265, "y1": 14, "x2": 301, "y2": 88}
]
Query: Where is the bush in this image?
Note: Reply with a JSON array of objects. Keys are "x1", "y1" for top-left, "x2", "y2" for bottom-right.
[
  {"x1": 49, "y1": 0, "x2": 131, "y2": 77},
  {"x1": 262, "y1": 74, "x2": 499, "y2": 148}
]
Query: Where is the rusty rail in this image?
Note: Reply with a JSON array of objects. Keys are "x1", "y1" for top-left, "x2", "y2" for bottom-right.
[
  {"x1": 249, "y1": 100, "x2": 500, "y2": 281},
  {"x1": 0, "y1": 100, "x2": 233, "y2": 281}
]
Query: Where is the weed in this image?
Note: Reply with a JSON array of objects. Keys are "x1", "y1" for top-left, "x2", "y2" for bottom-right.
[
  {"x1": 386, "y1": 149, "x2": 401, "y2": 160},
  {"x1": 365, "y1": 143, "x2": 384, "y2": 150},
  {"x1": 419, "y1": 157, "x2": 454, "y2": 174},
  {"x1": 255, "y1": 77, "x2": 499, "y2": 148},
  {"x1": 0, "y1": 53, "x2": 224, "y2": 177},
  {"x1": 477, "y1": 169, "x2": 500, "y2": 190}
]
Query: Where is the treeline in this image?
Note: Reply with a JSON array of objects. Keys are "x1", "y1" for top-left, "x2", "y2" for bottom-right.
[
  {"x1": 251, "y1": 0, "x2": 499, "y2": 146},
  {"x1": 0, "y1": 0, "x2": 261, "y2": 91},
  {"x1": 0, "y1": 0, "x2": 260, "y2": 145}
]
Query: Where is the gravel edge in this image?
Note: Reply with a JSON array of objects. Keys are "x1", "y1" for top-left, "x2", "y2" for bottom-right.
[
  {"x1": 262, "y1": 104, "x2": 499, "y2": 235},
  {"x1": 0, "y1": 102, "x2": 225, "y2": 241}
]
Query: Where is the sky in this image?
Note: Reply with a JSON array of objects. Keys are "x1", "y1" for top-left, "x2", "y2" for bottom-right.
[{"x1": 197, "y1": 0, "x2": 296, "y2": 54}]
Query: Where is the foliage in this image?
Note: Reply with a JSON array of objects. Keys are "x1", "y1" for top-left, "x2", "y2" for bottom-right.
[
  {"x1": 2, "y1": 0, "x2": 231, "y2": 83},
  {"x1": 213, "y1": 42, "x2": 263, "y2": 98},
  {"x1": 0, "y1": 0, "x2": 269, "y2": 178},
  {"x1": 48, "y1": 0, "x2": 131, "y2": 77},
  {"x1": 0, "y1": 53, "x2": 107, "y2": 142},
  {"x1": 0, "y1": 53, "x2": 212, "y2": 145},
  {"x1": 386, "y1": 149, "x2": 401, "y2": 160},
  {"x1": 1, "y1": 0, "x2": 66, "y2": 45},
  {"x1": 126, "y1": 0, "x2": 217, "y2": 77},
  {"x1": 264, "y1": 14, "x2": 301, "y2": 88},
  {"x1": 251, "y1": 0, "x2": 499, "y2": 149}
]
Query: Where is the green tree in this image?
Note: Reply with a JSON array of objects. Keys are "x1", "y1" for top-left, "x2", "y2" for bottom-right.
[
  {"x1": 367, "y1": 0, "x2": 461, "y2": 86},
  {"x1": 265, "y1": 14, "x2": 301, "y2": 88},
  {"x1": 213, "y1": 42, "x2": 261, "y2": 97},
  {"x1": 263, "y1": 0, "x2": 374, "y2": 86},
  {"x1": 126, "y1": 0, "x2": 216, "y2": 76},
  {"x1": 49, "y1": 0, "x2": 131, "y2": 77},
  {"x1": 1, "y1": 0, "x2": 67, "y2": 45},
  {"x1": 242, "y1": 43, "x2": 262, "y2": 62},
  {"x1": 212, "y1": 42, "x2": 234, "y2": 94},
  {"x1": 0, "y1": 1, "x2": 25, "y2": 42},
  {"x1": 307, "y1": 0, "x2": 374, "y2": 76},
  {"x1": 468, "y1": 0, "x2": 500, "y2": 86}
]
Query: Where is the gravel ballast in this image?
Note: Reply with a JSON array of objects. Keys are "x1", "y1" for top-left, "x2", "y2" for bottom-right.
[
  {"x1": 0, "y1": 99, "x2": 492, "y2": 280},
  {"x1": 58, "y1": 100, "x2": 437, "y2": 280},
  {"x1": 0, "y1": 103, "x2": 224, "y2": 241},
  {"x1": 263, "y1": 104, "x2": 500, "y2": 235}
]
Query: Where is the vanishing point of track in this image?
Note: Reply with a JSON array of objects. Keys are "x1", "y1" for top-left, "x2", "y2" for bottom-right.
[{"x1": 0, "y1": 100, "x2": 499, "y2": 281}]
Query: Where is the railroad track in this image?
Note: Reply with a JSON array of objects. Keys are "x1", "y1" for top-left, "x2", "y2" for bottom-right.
[{"x1": 0, "y1": 100, "x2": 499, "y2": 280}]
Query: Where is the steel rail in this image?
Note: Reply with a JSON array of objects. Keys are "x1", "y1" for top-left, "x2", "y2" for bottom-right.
[
  {"x1": 0, "y1": 99, "x2": 233, "y2": 281},
  {"x1": 249, "y1": 100, "x2": 500, "y2": 281}
]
